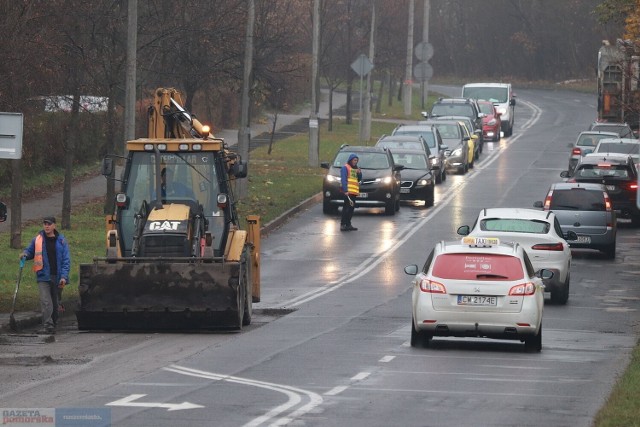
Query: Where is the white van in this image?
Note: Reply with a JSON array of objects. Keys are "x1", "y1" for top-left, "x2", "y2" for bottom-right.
[{"x1": 462, "y1": 83, "x2": 516, "y2": 137}]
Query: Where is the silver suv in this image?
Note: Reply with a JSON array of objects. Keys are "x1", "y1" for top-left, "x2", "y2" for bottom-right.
[
  {"x1": 390, "y1": 124, "x2": 447, "y2": 183},
  {"x1": 534, "y1": 182, "x2": 617, "y2": 259}
]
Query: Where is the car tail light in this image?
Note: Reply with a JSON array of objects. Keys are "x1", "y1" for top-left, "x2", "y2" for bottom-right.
[
  {"x1": 543, "y1": 190, "x2": 553, "y2": 210},
  {"x1": 509, "y1": 282, "x2": 536, "y2": 296},
  {"x1": 531, "y1": 242, "x2": 564, "y2": 251},
  {"x1": 571, "y1": 148, "x2": 582, "y2": 155},
  {"x1": 419, "y1": 279, "x2": 447, "y2": 293},
  {"x1": 603, "y1": 192, "x2": 612, "y2": 211},
  {"x1": 625, "y1": 182, "x2": 638, "y2": 191}
]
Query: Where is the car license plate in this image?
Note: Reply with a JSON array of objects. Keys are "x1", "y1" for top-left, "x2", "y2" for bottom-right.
[
  {"x1": 358, "y1": 192, "x2": 368, "y2": 198},
  {"x1": 606, "y1": 185, "x2": 616, "y2": 191},
  {"x1": 576, "y1": 235, "x2": 591, "y2": 244},
  {"x1": 457, "y1": 295, "x2": 497, "y2": 306},
  {"x1": 400, "y1": 188, "x2": 410, "y2": 193}
]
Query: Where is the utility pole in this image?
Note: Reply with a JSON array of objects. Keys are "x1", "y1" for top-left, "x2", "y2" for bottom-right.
[
  {"x1": 403, "y1": 0, "x2": 415, "y2": 117},
  {"x1": 361, "y1": 1, "x2": 376, "y2": 142},
  {"x1": 309, "y1": 0, "x2": 320, "y2": 166},
  {"x1": 422, "y1": 0, "x2": 431, "y2": 109},
  {"x1": 124, "y1": 0, "x2": 137, "y2": 155},
  {"x1": 237, "y1": 0, "x2": 255, "y2": 199}
]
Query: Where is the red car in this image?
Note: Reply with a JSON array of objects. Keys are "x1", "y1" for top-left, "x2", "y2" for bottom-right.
[{"x1": 477, "y1": 100, "x2": 502, "y2": 142}]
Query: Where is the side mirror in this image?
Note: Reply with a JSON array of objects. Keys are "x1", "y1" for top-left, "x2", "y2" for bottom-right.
[
  {"x1": 0, "y1": 201, "x2": 7, "y2": 222},
  {"x1": 560, "y1": 171, "x2": 570, "y2": 178},
  {"x1": 564, "y1": 230, "x2": 578, "y2": 241},
  {"x1": 510, "y1": 98, "x2": 516, "y2": 106},
  {"x1": 232, "y1": 160, "x2": 248, "y2": 178},
  {"x1": 404, "y1": 264, "x2": 418, "y2": 275},
  {"x1": 394, "y1": 165, "x2": 405, "y2": 172},
  {"x1": 533, "y1": 201, "x2": 544, "y2": 209},
  {"x1": 537, "y1": 269, "x2": 554, "y2": 280},
  {"x1": 421, "y1": 111, "x2": 429, "y2": 118},
  {"x1": 320, "y1": 162, "x2": 330, "y2": 169},
  {"x1": 102, "y1": 157, "x2": 114, "y2": 177},
  {"x1": 457, "y1": 225, "x2": 470, "y2": 236}
]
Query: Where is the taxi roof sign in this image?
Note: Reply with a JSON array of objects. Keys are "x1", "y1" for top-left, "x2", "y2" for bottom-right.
[{"x1": 462, "y1": 236, "x2": 500, "y2": 247}]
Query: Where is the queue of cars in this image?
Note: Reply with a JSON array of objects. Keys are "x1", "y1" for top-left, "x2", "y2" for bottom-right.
[{"x1": 400, "y1": 95, "x2": 639, "y2": 353}]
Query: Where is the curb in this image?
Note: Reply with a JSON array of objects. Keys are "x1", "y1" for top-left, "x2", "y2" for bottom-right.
[{"x1": 261, "y1": 193, "x2": 323, "y2": 237}]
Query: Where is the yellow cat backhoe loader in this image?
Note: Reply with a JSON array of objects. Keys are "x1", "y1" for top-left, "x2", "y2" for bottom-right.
[{"x1": 76, "y1": 87, "x2": 260, "y2": 330}]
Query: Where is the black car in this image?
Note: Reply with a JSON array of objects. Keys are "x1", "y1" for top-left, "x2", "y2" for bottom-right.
[
  {"x1": 376, "y1": 133, "x2": 447, "y2": 184},
  {"x1": 0, "y1": 201, "x2": 6, "y2": 222},
  {"x1": 321, "y1": 145, "x2": 403, "y2": 216},
  {"x1": 389, "y1": 149, "x2": 435, "y2": 207},
  {"x1": 561, "y1": 153, "x2": 640, "y2": 225}
]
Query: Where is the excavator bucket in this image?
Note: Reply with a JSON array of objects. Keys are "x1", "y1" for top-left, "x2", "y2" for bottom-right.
[{"x1": 76, "y1": 259, "x2": 246, "y2": 331}]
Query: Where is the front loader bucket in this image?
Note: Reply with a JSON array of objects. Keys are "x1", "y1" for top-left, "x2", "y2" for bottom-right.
[{"x1": 76, "y1": 259, "x2": 245, "y2": 331}]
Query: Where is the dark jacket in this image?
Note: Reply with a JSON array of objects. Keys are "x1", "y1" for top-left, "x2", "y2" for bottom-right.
[{"x1": 23, "y1": 230, "x2": 71, "y2": 283}]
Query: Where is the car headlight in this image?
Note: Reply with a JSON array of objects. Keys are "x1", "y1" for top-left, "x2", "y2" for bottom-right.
[
  {"x1": 451, "y1": 148, "x2": 462, "y2": 156},
  {"x1": 326, "y1": 175, "x2": 339, "y2": 183},
  {"x1": 487, "y1": 118, "x2": 497, "y2": 126},
  {"x1": 377, "y1": 176, "x2": 393, "y2": 185},
  {"x1": 417, "y1": 178, "x2": 431, "y2": 186}
]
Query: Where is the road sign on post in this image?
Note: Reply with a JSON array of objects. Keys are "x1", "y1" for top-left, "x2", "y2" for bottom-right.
[
  {"x1": 413, "y1": 62, "x2": 433, "y2": 82},
  {"x1": 0, "y1": 112, "x2": 24, "y2": 159},
  {"x1": 351, "y1": 54, "x2": 374, "y2": 141},
  {"x1": 414, "y1": 41, "x2": 434, "y2": 62}
]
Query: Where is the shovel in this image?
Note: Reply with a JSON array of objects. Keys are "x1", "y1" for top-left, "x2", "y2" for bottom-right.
[{"x1": 9, "y1": 257, "x2": 26, "y2": 332}]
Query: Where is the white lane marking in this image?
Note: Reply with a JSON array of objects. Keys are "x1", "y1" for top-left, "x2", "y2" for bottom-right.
[
  {"x1": 106, "y1": 393, "x2": 204, "y2": 411},
  {"x1": 379, "y1": 355, "x2": 395, "y2": 363},
  {"x1": 324, "y1": 386, "x2": 348, "y2": 396},
  {"x1": 163, "y1": 365, "x2": 322, "y2": 427},
  {"x1": 350, "y1": 372, "x2": 371, "y2": 381},
  {"x1": 279, "y1": 100, "x2": 541, "y2": 309}
]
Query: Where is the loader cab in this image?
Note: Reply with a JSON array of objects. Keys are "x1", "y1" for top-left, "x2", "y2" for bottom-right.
[{"x1": 116, "y1": 145, "x2": 230, "y2": 257}]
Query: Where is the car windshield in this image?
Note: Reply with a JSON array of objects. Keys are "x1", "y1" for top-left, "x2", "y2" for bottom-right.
[
  {"x1": 431, "y1": 104, "x2": 474, "y2": 119},
  {"x1": 575, "y1": 164, "x2": 629, "y2": 178},
  {"x1": 393, "y1": 130, "x2": 436, "y2": 148},
  {"x1": 595, "y1": 143, "x2": 640, "y2": 156},
  {"x1": 478, "y1": 103, "x2": 494, "y2": 114},
  {"x1": 591, "y1": 125, "x2": 632, "y2": 138},
  {"x1": 391, "y1": 152, "x2": 428, "y2": 169},
  {"x1": 462, "y1": 87, "x2": 509, "y2": 103},
  {"x1": 549, "y1": 189, "x2": 606, "y2": 211},
  {"x1": 577, "y1": 135, "x2": 599, "y2": 147},
  {"x1": 333, "y1": 151, "x2": 390, "y2": 169},
  {"x1": 378, "y1": 140, "x2": 423, "y2": 151},
  {"x1": 480, "y1": 218, "x2": 551, "y2": 234},
  {"x1": 432, "y1": 253, "x2": 524, "y2": 281},
  {"x1": 432, "y1": 123, "x2": 461, "y2": 139}
]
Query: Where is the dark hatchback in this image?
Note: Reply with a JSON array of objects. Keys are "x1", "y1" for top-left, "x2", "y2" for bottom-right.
[
  {"x1": 321, "y1": 145, "x2": 403, "y2": 216},
  {"x1": 389, "y1": 149, "x2": 435, "y2": 207},
  {"x1": 561, "y1": 153, "x2": 640, "y2": 225}
]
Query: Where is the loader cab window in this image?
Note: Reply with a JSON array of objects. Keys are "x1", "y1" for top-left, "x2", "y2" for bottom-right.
[{"x1": 120, "y1": 152, "x2": 225, "y2": 256}]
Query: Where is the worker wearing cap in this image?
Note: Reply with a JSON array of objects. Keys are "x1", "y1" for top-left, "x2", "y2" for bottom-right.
[
  {"x1": 20, "y1": 216, "x2": 71, "y2": 334},
  {"x1": 340, "y1": 154, "x2": 362, "y2": 231}
]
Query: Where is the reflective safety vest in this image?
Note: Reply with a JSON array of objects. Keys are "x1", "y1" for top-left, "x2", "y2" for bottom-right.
[
  {"x1": 346, "y1": 164, "x2": 360, "y2": 196},
  {"x1": 33, "y1": 234, "x2": 44, "y2": 272}
]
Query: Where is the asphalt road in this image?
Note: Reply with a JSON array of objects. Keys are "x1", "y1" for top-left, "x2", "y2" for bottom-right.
[{"x1": 1, "y1": 87, "x2": 639, "y2": 427}]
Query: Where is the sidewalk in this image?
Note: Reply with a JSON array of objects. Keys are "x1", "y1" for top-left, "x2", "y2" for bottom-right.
[{"x1": 0, "y1": 90, "x2": 347, "y2": 332}]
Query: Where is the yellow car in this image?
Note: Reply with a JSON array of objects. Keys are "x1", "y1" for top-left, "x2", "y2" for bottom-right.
[{"x1": 457, "y1": 120, "x2": 477, "y2": 169}]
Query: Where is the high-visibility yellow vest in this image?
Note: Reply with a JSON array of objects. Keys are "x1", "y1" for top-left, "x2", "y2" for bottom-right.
[{"x1": 346, "y1": 164, "x2": 360, "y2": 195}]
